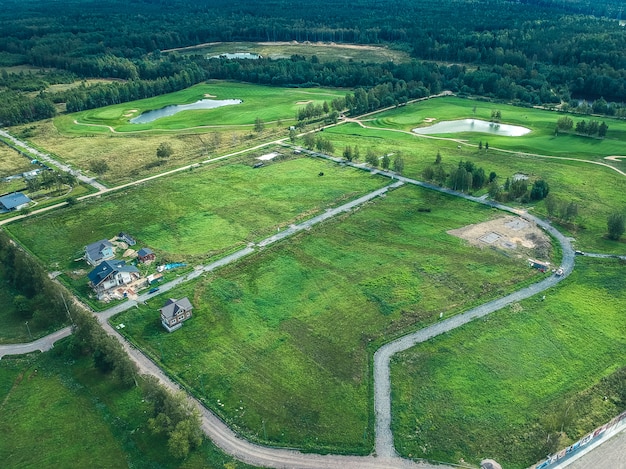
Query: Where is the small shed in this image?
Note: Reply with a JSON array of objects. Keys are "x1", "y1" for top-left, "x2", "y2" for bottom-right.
[
  {"x1": 137, "y1": 247, "x2": 155, "y2": 263},
  {"x1": 160, "y1": 297, "x2": 193, "y2": 332},
  {"x1": 528, "y1": 258, "x2": 550, "y2": 272},
  {"x1": 118, "y1": 232, "x2": 136, "y2": 246}
]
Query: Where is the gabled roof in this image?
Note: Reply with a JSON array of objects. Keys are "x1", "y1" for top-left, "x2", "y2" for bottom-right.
[
  {"x1": 85, "y1": 239, "x2": 114, "y2": 262},
  {"x1": 88, "y1": 259, "x2": 139, "y2": 286},
  {"x1": 137, "y1": 247, "x2": 154, "y2": 257},
  {"x1": 160, "y1": 297, "x2": 193, "y2": 319},
  {"x1": 0, "y1": 192, "x2": 31, "y2": 210}
]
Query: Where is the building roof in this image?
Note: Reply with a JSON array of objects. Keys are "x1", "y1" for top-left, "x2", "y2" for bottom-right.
[
  {"x1": 137, "y1": 247, "x2": 154, "y2": 257},
  {"x1": 160, "y1": 297, "x2": 193, "y2": 319},
  {"x1": 0, "y1": 192, "x2": 31, "y2": 210},
  {"x1": 85, "y1": 239, "x2": 114, "y2": 262},
  {"x1": 88, "y1": 259, "x2": 139, "y2": 286}
]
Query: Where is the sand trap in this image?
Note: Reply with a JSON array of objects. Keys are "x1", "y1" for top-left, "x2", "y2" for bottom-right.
[
  {"x1": 423, "y1": 117, "x2": 437, "y2": 123},
  {"x1": 204, "y1": 93, "x2": 217, "y2": 98},
  {"x1": 604, "y1": 155, "x2": 626, "y2": 161},
  {"x1": 258, "y1": 152, "x2": 280, "y2": 161},
  {"x1": 296, "y1": 100, "x2": 312, "y2": 105}
]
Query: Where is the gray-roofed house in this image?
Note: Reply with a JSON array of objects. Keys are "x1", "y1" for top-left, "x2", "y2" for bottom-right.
[
  {"x1": 118, "y1": 232, "x2": 136, "y2": 246},
  {"x1": 85, "y1": 239, "x2": 115, "y2": 266},
  {"x1": 137, "y1": 247, "x2": 156, "y2": 263},
  {"x1": 0, "y1": 192, "x2": 31, "y2": 212},
  {"x1": 160, "y1": 297, "x2": 193, "y2": 332},
  {"x1": 88, "y1": 259, "x2": 140, "y2": 299}
]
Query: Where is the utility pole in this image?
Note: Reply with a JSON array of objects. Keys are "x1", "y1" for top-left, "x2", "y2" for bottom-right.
[{"x1": 25, "y1": 321, "x2": 32, "y2": 340}]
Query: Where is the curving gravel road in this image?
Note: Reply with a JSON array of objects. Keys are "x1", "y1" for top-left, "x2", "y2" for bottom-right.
[{"x1": 0, "y1": 326, "x2": 72, "y2": 360}]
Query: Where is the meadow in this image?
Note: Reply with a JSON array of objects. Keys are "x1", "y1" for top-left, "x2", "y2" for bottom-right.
[
  {"x1": 0, "y1": 143, "x2": 33, "y2": 178},
  {"x1": 391, "y1": 257, "x2": 626, "y2": 468},
  {"x1": 113, "y1": 184, "x2": 545, "y2": 453},
  {"x1": 15, "y1": 81, "x2": 346, "y2": 185},
  {"x1": 364, "y1": 96, "x2": 626, "y2": 161},
  {"x1": 6, "y1": 156, "x2": 387, "y2": 282},
  {"x1": 321, "y1": 116, "x2": 626, "y2": 253},
  {"x1": 0, "y1": 350, "x2": 256, "y2": 469}
]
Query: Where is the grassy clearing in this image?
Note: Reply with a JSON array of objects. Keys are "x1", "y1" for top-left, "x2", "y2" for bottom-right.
[
  {"x1": 0, "y1": 143, "x2": 33, "y2": 178},
  {"x1": 169, "y1": 41, "x2": 411, "y2": 63},
  {"x1": 391, "y1": 257, "x2": 626, "y2": 468},
  {"x1": 56, "y1": 81, "x2": 345, "y2": 134},
  {"x1": 13, "y1": 82, "x2": 345, "y2": 184},
  {"x1": 6, "y1": 156, "x2": 387, "y2": 283},
  {"x1": 0, "y1": 350, "x2": 256, "y2": 468},
  {"x1": 364, "y1": 96, "x2": 626, "y2": 161},
  {"x1": 114, "y1": 184, "x2": 546, "y2": 453},
  {"x1": 322, "y1": 121, "x2": 626, "y2": 253}
]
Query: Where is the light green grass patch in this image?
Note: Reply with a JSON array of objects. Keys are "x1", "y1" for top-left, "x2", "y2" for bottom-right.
[
  {"x1": 391, "y1": 257, "x2": 626, "y2": 468},
  {"x1": 115, "y1": 184, "x2": 545, "y2": 453}
]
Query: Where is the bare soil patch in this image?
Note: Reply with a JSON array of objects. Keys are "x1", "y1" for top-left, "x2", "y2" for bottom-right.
[
  {"x1": 448, "y1": 215, "x2": 551, "y2": 258},
  {"x1": 295, "y1": 100, "x2": 313, "y2": 105}
]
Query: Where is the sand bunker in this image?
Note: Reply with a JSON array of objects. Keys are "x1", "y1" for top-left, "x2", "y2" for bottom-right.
[
  {"x1": 204, "y1": 93, "x2": 217, "y2": 98},
  {"x1": 296, "y1": 100, "x2": 313, "y2": 105},
  {"x1": 423, "y1": 117, "x2": 437, "y2": 123}
]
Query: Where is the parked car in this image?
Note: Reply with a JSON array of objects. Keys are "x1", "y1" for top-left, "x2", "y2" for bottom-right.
[
  {"x1": 575, "y1": 250, "x2": 585, "y2": 256},
  {"x1": 149, "y1": 287, "x2": 160, "y2": 294}
]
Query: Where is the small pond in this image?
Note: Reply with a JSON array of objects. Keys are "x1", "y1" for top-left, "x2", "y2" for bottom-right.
[
  {"x1": 130, "y1": 99, "x2": 242, "y2": 124},
  {"x1": 412, "y1": 119, "x2": 531, "y2": 137},
  {"x1": 208, "y1": 52, "x2": 262, "y2": 60}
]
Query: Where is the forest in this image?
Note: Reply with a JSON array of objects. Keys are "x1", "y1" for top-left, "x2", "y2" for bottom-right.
[{"x1": 0, "y1": 0, "x2": 625, "y2": 125}]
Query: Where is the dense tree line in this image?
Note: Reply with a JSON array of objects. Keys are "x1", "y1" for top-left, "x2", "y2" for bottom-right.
[{"x1": 0, "y1": 232, "x2": 69, "y2": 329}]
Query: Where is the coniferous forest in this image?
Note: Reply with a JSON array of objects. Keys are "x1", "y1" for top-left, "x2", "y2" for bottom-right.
[{"x1": 1, "y1": 0, "x2": 626, "y2": 125}]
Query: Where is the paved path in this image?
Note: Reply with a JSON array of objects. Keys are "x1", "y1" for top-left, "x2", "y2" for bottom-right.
[
  {"x1": 0, "y1": 326, "x2": 72, "y2": 360},
  {"x1": 560, "y1": 427, "x2": 626, "y2": 469}
]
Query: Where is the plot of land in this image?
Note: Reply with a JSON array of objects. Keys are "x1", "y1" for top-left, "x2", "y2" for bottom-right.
[
  {"x1": 448, "y1": 215, "x2": 550, "y2": 257},
  {"x1": 113, "y1": 184, "x2": 543, "y2": 453}
]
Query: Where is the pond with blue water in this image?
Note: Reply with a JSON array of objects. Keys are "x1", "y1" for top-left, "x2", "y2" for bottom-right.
[
  {"x1": 412, "y1": 119, "x2": 531, "y2": 137},
  {"x1": 130, "y1": 99, "x2": 242, "y2": 124}
]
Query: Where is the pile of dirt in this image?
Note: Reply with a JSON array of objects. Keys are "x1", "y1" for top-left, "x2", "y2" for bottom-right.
[{"x1": 448, "y1": 215, "x2": 551, "y2": 258}]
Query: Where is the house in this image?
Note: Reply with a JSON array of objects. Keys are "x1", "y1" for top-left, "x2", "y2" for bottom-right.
[
  {"x1": 88, "y1": 259, "x2": 140, "y2": 299},
  {"x1": 118, "y1": 232, "x2": 136, "y2": 246},
  {"x1": 137, "y1": 247, "x2": 155, "y2": 263},
  {"x1": 0, "y1": 192, "x2": 31, "y2": 212},
  {"x1": 85, "y1": 239, "x2": 115, "y2": 266},
  {"x1": 160, "y1": 297, "x2": 193, "y2": 332}
]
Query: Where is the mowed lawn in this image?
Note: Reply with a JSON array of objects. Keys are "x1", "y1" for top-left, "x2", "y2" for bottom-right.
[
  {"x1": 322, "y1": 123, "x2": 626, "y2": 253},
  {"x1": 114, "y1": 184, "x2": 546, "y2": 453},
  {"x1": 6, "y1": 156, "x2": 388, "y2": 270},
  {"x1": 391, "y1": 257, "x2": 626, "y2": 468},
  {"x1": 56, "y1": 81, "x2": 346, "y2": 133},
  {"x1": 364, "y1": 96, "x2": 626, "y2": 161}
]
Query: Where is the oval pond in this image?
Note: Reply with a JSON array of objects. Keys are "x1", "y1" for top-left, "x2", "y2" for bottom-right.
[
  {"x1": 413, "y1": 119, "x2": 531, "y2": 137},
  {"x1": 130, "y1": 99, "x2": 242, "y2": 124}
]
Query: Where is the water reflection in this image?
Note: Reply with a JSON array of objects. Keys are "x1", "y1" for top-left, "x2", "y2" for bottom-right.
[
  {"x1": 130, "y1": 99, "x2": 242, "y2": 124},
  {"x1": 413, "y1": 119, "x2": 531, "y2": 136}
]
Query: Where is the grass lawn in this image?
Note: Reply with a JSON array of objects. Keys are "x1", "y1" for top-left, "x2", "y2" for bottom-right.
[
  {"x1": 6, "y1": 156, "x2": 388, "y2": 293},
  {"x1": 321, "y1": 121, "x2": 626, "y2": 253},
  {"x1": 364, "y1": 96, "x2": 626, "y2": 162},
  {"x1": 113, "y1": 184, "x2": 547, "y2": 453},
  {"x1": 55, "y1": 81, "x2": 346, "y2": 134},
  {"x1": 9, "y1": 82, "x2": 346, "y2": 185},
  {"x1": 391, "y1": 257, "x2": 626, "y2": 468},
  {"x1": 0, "y1": 350, "x2": 257, "y2": 469}
]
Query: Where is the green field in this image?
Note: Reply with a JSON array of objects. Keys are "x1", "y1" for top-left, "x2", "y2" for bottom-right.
[
  {"x1": 321, "y1": 113, "x2": 626, "y2": 253},
  {"x1": 0, "y1": 143, "x2": 33, "y2": 178},
  {"x1": 0, "y1": 350, "x2": 256, "y2": 468},
  {"x1": 391, "y1": 257, "x2": 626, "y2": 468},
  {"x1": 6, "y1": 156, "x2": 387, "y2": 294},
  {"x1": 56, "y1": 81, "x2": 345, "y2": 134},
  {"x1": 113, "y1": 184, "x2": 545, "y2": 453},
  {"x1": 364, "y1": 96, "x2": 626, "y2": 161},
  {"x1": 168, "y1": 41, "x2": 411, "y2": 64}
]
